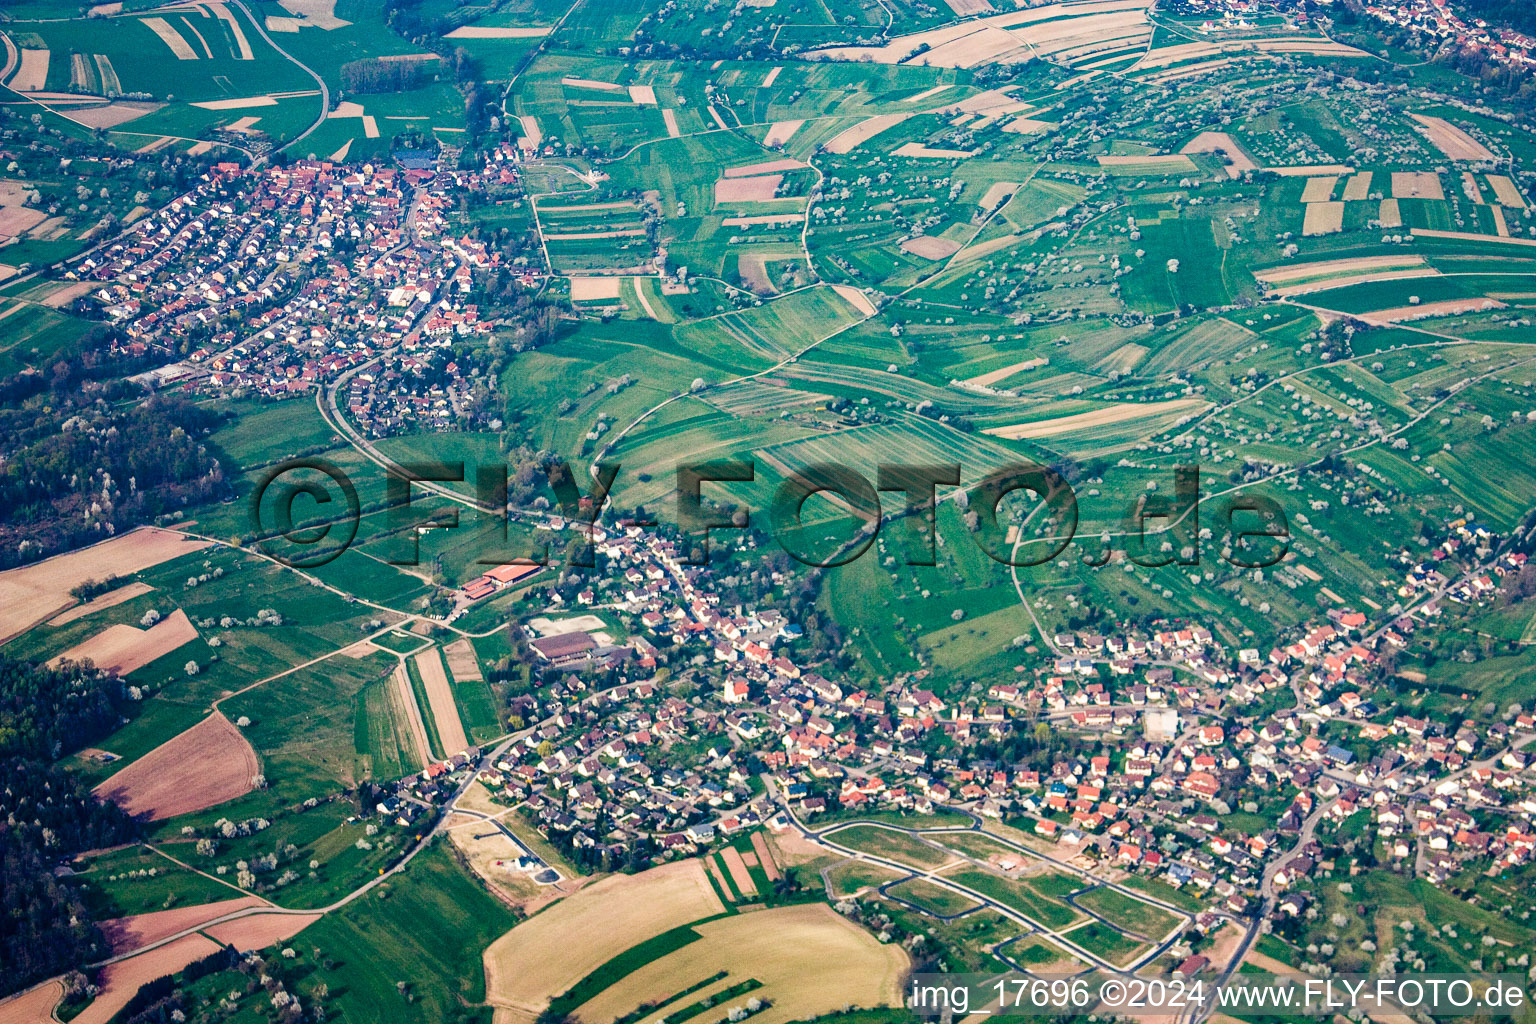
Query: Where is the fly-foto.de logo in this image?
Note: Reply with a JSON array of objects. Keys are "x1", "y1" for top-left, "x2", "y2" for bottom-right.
[{"x1": 249, "y1": 457, "x2": 1290, "y2": 570}]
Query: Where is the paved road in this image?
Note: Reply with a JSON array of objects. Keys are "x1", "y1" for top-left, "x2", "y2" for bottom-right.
[
  {"x1": 1173, "y1": 797, "x2": 1333, "y2": 1024},
  {"x1": 228, "y1": 0, "x2": 330, "y2": 157},
  {"x1": 768, "y1": 784, "x2": 1199, "y2": 977}
]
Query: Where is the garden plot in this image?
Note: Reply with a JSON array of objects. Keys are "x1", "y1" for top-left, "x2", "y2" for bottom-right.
[
  {"x1": 978, "y1": 181, "x2": 1019, "y2": 210},
  {"x1": 723, "y1": 158, "x2": 805, "y2": 177},
  {"x1": 1392, "y1": 171, "x2": 1444, "y2": 200},
  {"x1": 99, "y1": 896, "x2": 267, "y2": 955},
  {"x1": 0, "y1": 205, "x2": 49, "y2": 239},
  {"x1": 1141, "y1": 58, "x2": 1236, "y2": 83},
  {"x1": 1301, "y1": 176, "x2": 1338, "y2": 203},
  {"x1": 561, "y1": 75, "x2": 622, "y2": 91},
  {"x1": 901, "y1": 235, "x2": 964, "y2": 259},
  {"x1": 1360, "y1": 297, "x2": 1507, "y2": 322},
  {"x1": 48, "y1": 582, "x2": 156, "y2": 625},
  {"x1": 483, "y1": 860, "x2": 725, "y2": 1024},
  {"x1": 1001, "y1": 116, "x2": 1054, "y2": 134},
  {"x1": 1255, "y1": 255, "x2": 1438, "y2": 297},
  {"x1": 389, "y1": 661, "x2": 432, "y2": 768},
  {"x1": 444, "y1": 25, "x2": 551, "y2": 37},
  {"x1": 1096, "y1": 153, "x2": 1197, "y2": 174},
  {"x1": 68, "y1": 102, "x2": 162, "y2": 128},
  {"x1": 569, "y1": 904, "x2": 907, "y2": 1024},
  {"x1": 327, "y1": 100, "x2": 379, "y2": 138},
  {"x1": 141, "y1": 17, "x2": 199, "y2": 59},
  {"x1": 443, "y1": 637, "x2": 483, "y2": 681},
  {"x1": 1342, "y1": 171, "x2": 1373, "y2": 200},
  {"x1": 945, "y1": 87, "x2": 1032, "y2": 117},
  {"x1": 203, "y1": 911, "x2": 319, "y2": 950},
  {"x1": 71, "y1": 934, "x2": 223, "y2": 1024},
  {"x1": 413, "y1": 647, "x2": 469, "y2": 756},
  {"x1": 703, "y1": 379, "x2": 829, "y2": 416},
  {"x1": 1180, "y1": 131, "x2": 1258, "y2": 178},
  {"x1": 1266, "y1": 164, "x2": 1354, "y2": 176},
  {"x1": 47, "y1": 608, "x2": 199, "y2": 676},
  {"x1": 832, "y1": 284, "x2": 878, "y2": 316},
  {"x1": 1486, "y1": 175, "x2": 1526, "y2": 209},
  {"x1": 720, "y1": 214, "x2": 802, "y2": 227},
  {"x1": 982, "y1": 398, "x2": 1207, "y2": 440},
  {"x1": 763, "y1": 119, "x2": 803, "y2": 147},
  {"x1": 822, "y1": 113, "x2": 917, "y2": 153},
  {"x1": 1410, "y1": 228, "x2": 1536, "y2": 247},
  {"x1": 806, "y1": 0, "x2": 1154, "y2": 66},
  {"x1": 964, "y1": 356, "x2": 1048, "y2": 387},
  {"x1": 8, "y1": 48, "x2": 50, "y2": 91},
  {"x1": 264, "y1": 0, "x2": 351, "y2": 31},
  {"x1": 893, "y1": 142, "x2": 976, "y2": 159},
  {"x1": 569, "y1": 276, "x2": 623, "y2": 301},
  {"x1": 714, "y1": 173, "x2": 783, "y2": 203}
]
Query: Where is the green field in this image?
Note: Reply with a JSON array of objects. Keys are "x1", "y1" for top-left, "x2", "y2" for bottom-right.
[
  {"x1": 828, "y1": 825, "x2": 954, "y2": 870},
  {"x1": 294, "y1": 842, "x2": 518, "y2": 1023},
  {"x1": 1062, "y1": 919, "x2": 1150, "y2": 966},
  {"x1": 943, "y1": 867, "x2": 1084, "y2": 930},
  {"x1": 1073, "y1": 886, "x2": 1180, "y2": 938},
  {"x1": 887, "y1": 877, "x2": 982, "y2": 916}
]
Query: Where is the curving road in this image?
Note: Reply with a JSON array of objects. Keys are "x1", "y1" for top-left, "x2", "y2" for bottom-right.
[
  {"x1": 769, "y1": 786, "x2": 1200, "y2": 977},
  {"x1": 227, "y1": 0, "x2": 330, "y2": 158}
]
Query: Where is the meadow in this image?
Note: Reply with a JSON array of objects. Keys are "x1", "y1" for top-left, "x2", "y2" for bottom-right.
[{"x1": 296, "y1": 842, "x2": 519, "y2": 1023}]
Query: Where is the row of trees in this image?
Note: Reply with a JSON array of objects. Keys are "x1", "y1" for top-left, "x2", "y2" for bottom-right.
[{"x1": 338, "y1": 56, "x2": 432, "y2": 95}]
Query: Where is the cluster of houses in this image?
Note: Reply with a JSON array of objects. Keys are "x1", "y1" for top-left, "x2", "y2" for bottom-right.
[
  {"x1": 69, "y1": 154, "x2": 522, "y2": 420},
  {"x1": 75, "y1": 129, "x2": 1523, "y2": 939},
  {"x1": 1355, "y1": 0, "x2": 1536, "y2": 69},
  {"x1": 1170, "y1": 0, "x2": 1535, "y2": 71},
  {"x1": 383, "y1": 500, "x2": 1536, "y2": 930}
]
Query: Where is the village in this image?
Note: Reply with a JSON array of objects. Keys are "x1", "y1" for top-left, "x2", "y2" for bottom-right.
[
  {"x1": 63, "y1": 148, "x2": 534, "y2": 437},
  {"x1": 30, "y1": 62, "x2": 1536, "y2": 987},
  {"x1": 1170, "y1": 0, "x2": 1536, "y2": 71},
  {"x1": 354, "y1": 491, "x2": 1536, "y2": 965}
]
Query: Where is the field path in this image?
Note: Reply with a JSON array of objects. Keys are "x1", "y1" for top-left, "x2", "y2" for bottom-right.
[
  {"x1": 413, "y1": 647, "x2": 469, "y2": 756},
  {"x1": 590, "y1": 160, "x2": 1041, "y2": 481},
  {"x1": 1006, "y1": 335, "x2": 1536, "y2": 649},
  {"x1": 632, "y1": 276, "x2": 662, "y2": 319}
]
